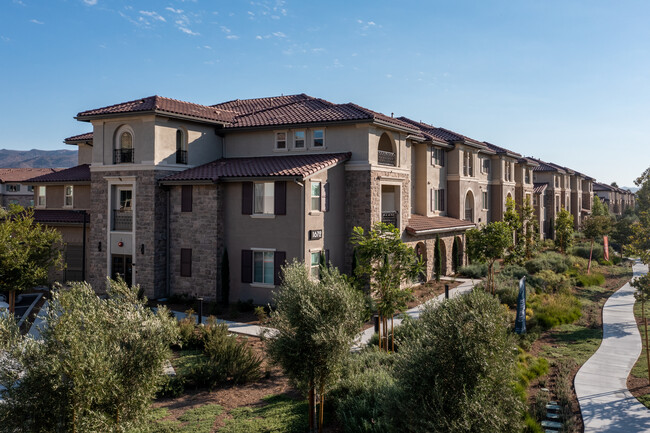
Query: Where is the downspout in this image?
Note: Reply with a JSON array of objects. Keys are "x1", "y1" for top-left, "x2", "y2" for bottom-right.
[
  {"x1": 165, "y1": 188, "x2": 171, "y2": 297},
  {"x1": 294, "y1": 179, "x2": 305, "y2": 262}
]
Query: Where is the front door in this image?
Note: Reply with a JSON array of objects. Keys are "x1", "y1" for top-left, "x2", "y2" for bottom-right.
[{"x1": 111, "y1": 254, "x2": 133, "y2": 286}]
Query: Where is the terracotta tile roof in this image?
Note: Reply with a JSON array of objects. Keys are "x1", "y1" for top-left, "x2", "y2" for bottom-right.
[
  {"x1": 529, "y1": 157, "x2": 566, "y2": 173},
  {"x1": 33, "y1": 209, "x2": 89, "y2": 224},
  {"x1": 212, "y1": 94, "x2": 314, "y2": 115},
  {"x1": 27, "y1": 164, "x2": 90, "y2": 183},
  {"x1": 77, "y1": 96, "x2": 237, "y2": 123},
  {"x1": 518, "y1": 157, "x2": 540, "y2": 167},
  {"x1": 593, "y1": 182, "x2": 617, "y2": 192},
  {"x1": 0, "y1": 168, "x2": 59, "y2": 183},
  {"x1": 64, "y1": 132, "x2": 93, "y2": 143},
  {"x1": 406, "y1": 214, "x2": 476, "y2": 235},
  {"x1": 161, "y1": 152, "x2": 351, "y2": 183},
  {"x1": 397, "y1": 117, "x2": 488, "y2": 148},
  {"x1": 483, "y1": 141, "x2": 521, "y2": 157},
  {"x1": 533, "y1": 183, "x2": 548, "y2": 194}
]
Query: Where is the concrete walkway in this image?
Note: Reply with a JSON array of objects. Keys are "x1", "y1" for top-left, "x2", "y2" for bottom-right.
[
  {"x1": 575, "y1": 260, "x2": 650, "y2": 433},
  {"x1": 352, "y1": 276, "x2": 479, "y2": 350},
  {"x1": 164, "y1": 308, "x2": 276, "y2": 338}
]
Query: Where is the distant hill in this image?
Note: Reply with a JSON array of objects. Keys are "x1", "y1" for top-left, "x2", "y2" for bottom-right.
[
  {"x1": 0, "y1": 149, "x2": 77, "y2": 168},
  {"x1": 623, "y1": 186, "x2": 639, "y2": 193}
]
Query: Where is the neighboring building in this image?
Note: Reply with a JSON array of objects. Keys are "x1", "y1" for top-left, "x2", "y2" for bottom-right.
[
  {"x1": 39, "y1": 93, "x2": 619, "y2": 304},
  {"x1": 0, "y1": 168, "x2": 58, "y2": 208},
  {"x1": 593, "y1": 182, "x2": 635, "y2": 215}
]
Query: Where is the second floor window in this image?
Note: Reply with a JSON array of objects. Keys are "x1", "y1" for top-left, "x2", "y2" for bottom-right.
[
  {"x1": 482, "y1": 191, "x2": 489, "y2": 210},
  {"x1": 431, "y1": 188, "x2": 445, "y2": 212},
  {"x1": 463, "y1": 151, "x2": 473, "y2": 177},
  {"x1": 64, "y1": 185, "x2": 73, "y2": 207},
  {"x1": 311, "y1": 182, "x2": 321, "y2": 211},
  {"x1": 275, "y1": 132, "x2": 287, "y2": 150},
  {"x1": 254, "y1": 251, "x2": 275, "y2": 284},
  {"x1": 37, "y1": 186, "x2": 46, "y2": 207},
  {"x1": 6, "y1": 184, "x2": 19, "y2": 192},
  {"x1": 294, "y1": 131, "x2": 305, "y2": 149},
  {"x1": 431, "y1": 148, "x2": 445, "y2": 166},
  {"x1": 313, "y1": 130, "x2": 324, "y2": 147},
  {"x1": 525, "y1": 169, "x2": 531, "y2": 184},
  {"x1": 254, "y1": 182, "x2": 275, "y2": 215},
  {"x1": 176, "y1": 129, "x2": 188, "y2": 164}
]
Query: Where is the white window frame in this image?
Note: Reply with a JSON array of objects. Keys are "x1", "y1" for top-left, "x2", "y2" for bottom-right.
[
  {"x1": 117, "y1": 187, "x2": 133, "y2": 210},
  {"x1": 482, "y1": 191, "x2": 489, "y2": 210},
  {"x1": 310, "y1": 251, "x2": 321, "y2": 280},
  {"x1": 254, "y1": 182, "x2": 275, "y2": 215},
  {"x1": 312, "y1": 129, "x2": 325, "y2": 148},
  {"x1": 252, "y1": 248, "x2": 276, "y2": 286},
  {"x1": 311, "y1": 181, "x2": 321, "y2": 212},
  {"x1": 64, "y1": 185, "x2": 74, "y2": 208},
  {"x1": 37, "y1": 186, "x2": 46, "y2": 207},
  {"x1": 275, "y1": 131, "x2": 288, "y2": 151},
  {"x1": 294, "y1": 130, "x2": 306, "y2": 149}
]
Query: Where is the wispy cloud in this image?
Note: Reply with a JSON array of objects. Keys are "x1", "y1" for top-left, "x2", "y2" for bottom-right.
[
  {"x1": 139, "y1": 10, "x2": 166, "y2": 23},
  {"x1": 82, "y1": 0, "x2": 97, "y2": 5},
  {"x1": 226, "y1": 35, "x2": 239, "y2": 40},
  {"x1": 165, "y1": 7, "x2": 183, "y2": 14},
  {"x1": 272, "y1": 31, "x2": 286, "y2": 38},
  {"x1": 29, "y1": 19, "x2": 44, "y2": 25},
  {"x1": 356, "y1": 19, "x2": 380, "y2": 34},
  {"x1": 13, "y1": 0, "x2": 26, "y2": 6},
  {"x1": 178, "y1": 26, "x2": 199, "y2": 35},
  {"x1": 1, "y1": 36, "x2": 10, "y2": 42}
]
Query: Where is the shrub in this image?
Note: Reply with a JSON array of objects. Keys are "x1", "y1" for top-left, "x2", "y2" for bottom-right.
[
  {"x1": 540, "y1": 239, "x2": 555, "y2": 250},
  {"x1": 598, "y1": 258, "x2": 612, "y2": 266},
  {"x1": 530, "y1": 293, "x2": 581, "y2": 329},
  {"x1": 156, "y1": 375, "x2": 186, "y2": 398},
  {"x1": 458, "y1": 262, "x2": 488, "y2": 278},
  {"x1": 177, "y1": 310, "x2": 202, "y2": 349},
  {"x1": 570, "y1": 243, "x2": 604, "y2": 262},
  {"x1": 611, "y1": 255, "x2": 622, "y2": 265},
  {"x1": 367, "y1": 315, "x2": 422, "y2": 352},
  {"x1": 495, "y1": 282, "x2": 520, "y2": 309},
  {"x1": 534, "y1": 269, "x2": 573, "y2": 294},
  {"x1": 498, "y1": 264, "x2": 529, "y2": 281},
  {"x1": 576, "y1": 272, "x2": 605, "y2": 287},
  {"x1": 524, "y1": 252, "x2": 569, "y2": 275}
]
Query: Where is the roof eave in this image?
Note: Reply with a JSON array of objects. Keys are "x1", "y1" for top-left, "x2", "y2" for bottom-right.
[
  {"x1": 76, "y1": 110, "x2": 231, "y2": 126},
  {"x1": 406, "y1": 224, "x2": 477, "y2": 235}
]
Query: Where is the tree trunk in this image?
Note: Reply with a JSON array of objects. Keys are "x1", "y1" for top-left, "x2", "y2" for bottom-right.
[
  {"x1": 8, "y1": 290, "x2": 15, "y2": 314},
  {"x1": 319, "y1": 384, "x2": 325, "y2": 433},
  {"x1": 378, "y1": 313, "x2": 382, "y2": 350},
  {"x1": 383, "y1": 316, "x2": 388, "y2": 352},
  {"x1": 309, "y1": 380, "x2": 315, "y2": 433},
  {"x1": 391, "y1": 315, "x2": 395, "y2": 353},
  {"x1": 587, "y1": 239, "x2": 594, "y2": 275}
]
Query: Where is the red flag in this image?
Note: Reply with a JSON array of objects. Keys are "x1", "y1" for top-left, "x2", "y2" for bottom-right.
[{"x1": 603, "y1": 236, "x2": 609, "y2": 261}]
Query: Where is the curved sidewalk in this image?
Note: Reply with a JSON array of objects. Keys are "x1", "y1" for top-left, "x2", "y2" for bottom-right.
[{"x1": 575, "y1": 260, "x2": 650, "y2": 432}]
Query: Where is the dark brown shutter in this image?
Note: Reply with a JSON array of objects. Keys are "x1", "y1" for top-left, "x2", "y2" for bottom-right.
[
  {"x1": 241, "y1": 250, "x2": 253, "y2": 283},
  {"x1": 441, "y1": 189, "x2": 446, "y2": 212},
  {"x1": 181, "y1": 185, "x2": 193, "y2": 212},
  {"x1": 180, "y1": 248, "x2": 192, "y2": 277},
  {"x1": 242, "y1": 182, "x2": 253, "y2": 215},
  {"x1": 325, "y1": 249, "x2": 330, "y2": 265},
  {"x1": 322, "y1": 182, "x2": 330, "y2": 212},
  {"x1": 274, "y1": 181, "x2": 286, "y2": 215},
  {"x1": 274, "y1": 251, "x2": 286, "y2": 286}
]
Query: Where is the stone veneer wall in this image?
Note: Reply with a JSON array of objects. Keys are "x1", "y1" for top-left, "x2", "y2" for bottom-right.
[
  {"x1": 87, "y1": 169, "x2": 174, "y2": 298},
  {"x1": 404, "y1": 232, "x2": 465, "y2": 279},
  {"x1": 344, "y1": 170, "x2": 371, "y2": 275},
  {"x1": 168, "y1": 184, "x2": 223, "y2": 301},
  {"x1": 1, "y1": 194, "x2": 33, "y2": 208}
]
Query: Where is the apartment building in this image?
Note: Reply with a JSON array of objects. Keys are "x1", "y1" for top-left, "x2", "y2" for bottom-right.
[
  {"x1": 593, "y1": 182, "x2": 636, "y2": 215},
  {"x1": 27, "y1": 93, "x2": 612, "y2": 304},
  {"x1": 0, "y1": 168, "x2": 58, "y2": 208}
]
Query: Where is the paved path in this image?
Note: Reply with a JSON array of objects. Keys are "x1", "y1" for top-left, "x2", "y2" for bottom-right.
[
  {"x1": 165, "y1": 308, "x2": 275, "y2": 338},
  {"x1": 575, "y1": 260, "x2": 650, "y2": 433},
  {"x1": 352, "y1": 276, "x2": 479, "y2": 350}
]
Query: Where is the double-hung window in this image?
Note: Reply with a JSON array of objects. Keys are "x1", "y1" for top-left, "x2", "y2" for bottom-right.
[
  {"x1": 482, "y1": 191, "x2": 489, "y2": 210},
  {"x1": 6, "y1": 184, "x2": 19, "y2": 192},
  {"x1": 312, "y1": 130, "x2": 324, "y2": 148},
  {"x1": 525, "y1": 169, "x2": 531, "y2": 184},
  {"x1": 310, "y1": 251, "x2": 321, "y2": 279},
  {"x1": 275, "y1": 132, "x2": 287, "y2": 150},
  {"x1": 482, "y1": 158, "x2": 490, "y2": 175},
  {"x1": 431, "y1": 148, "x2": 445, "y2": 166},
  {"x1": 254, "y1": 182, "x2": 275, "y2": 214},
  {"x1": 430, "y1": 189, "x2": 445, "y2": 212},
  {"x1": 254, "y1": 251, "x2": 275, "y2": 284},
  {"x1": 37, "y1": 186, "x2": 46, "y2": 207},
  {"x1": 311, "y1": 182, "x2": 321, "y2": 211},
  {"x1": 64, "y1": 185, "x2": 73, "y2": 207},
  {"x1": 294, "y1": 131, "x2": 305, "y2": 149}
]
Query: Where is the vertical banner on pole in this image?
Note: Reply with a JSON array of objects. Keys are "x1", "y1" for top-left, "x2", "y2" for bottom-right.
[
  {"x1": 515, "y1": 276, "x2": 527, "y2": 334},
  {"x1": 603, "y1": 236, "x2": 609, "y2": 261}
]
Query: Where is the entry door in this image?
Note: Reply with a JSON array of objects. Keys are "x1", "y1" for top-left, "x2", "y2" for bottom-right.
[{"x1": 111, "y1": 255, "x2": 133, "y2": 286}]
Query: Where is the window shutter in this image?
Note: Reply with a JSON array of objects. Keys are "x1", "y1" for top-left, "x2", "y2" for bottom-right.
[
  {"x1": 242, "y1": 182, "x2": 253, "y2": 215},
  {"x1": 325, "y1": 249, "x2": 330, "y2": 265},
  {"x1": 241, "y1": 250, "x2": 253, "y2": 283},
  {"x1": 430, "y1": 189, "x2": 434, "y2": 212},
  {"x1": 322, "y1": 182, "x2": 330, "y2": 212},
  {"x1": 180, "y1": 248, "x2": 192, "y2": 277},
  {"x1": 274, "y1": 181, "x2": 286, "y2": 215},
  {"x1": 274, "y1": 251, "x2": 286, "y2": 286},
  {"x1": 441, "y1": 150, "x2": 445, "y2": 167},
  {"x1": 441, "y1": 189, "x2": 446, "y2": 212},
  {"x1": 181, "y1": 185, "x2": 193, "y2": 212}
]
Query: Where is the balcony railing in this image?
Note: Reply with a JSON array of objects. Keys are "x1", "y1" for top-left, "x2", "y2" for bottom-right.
[
  {"x1": 382, "y1": 211, "x2": 398, "y2": 227},
  {"x1": 465, "y1": 209, "x2": 473, "y2": 222},
  {"x1": 113, "y1": 148, "x2": 134, "y2": 164},
  {"x1": 113, "y1": 209, "x2": 132, "y2": 231},
  {"x1": 378, "y1": 150, "x2": 396, "y2": 166},
  {"x1": 176, "y1": 150, "x2": 188, "y2": 165}
]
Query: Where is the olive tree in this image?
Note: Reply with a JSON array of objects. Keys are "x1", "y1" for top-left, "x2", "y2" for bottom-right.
[
  {"x1": 386, "y1": 289, "x2": 524, "y2": 432},
  {"x1": 555, "y1": 207, "x2": 574, "y2": 254},
  {"x1": 0, "y1": 204, "x2": 63, "y2": 314},
  {"x1": 0, "y1": 279, "x2": 178, "y2": 432},
  {"x1": 581, "y1": 214, "x2": 613, "y2": 273},
  {"x1": 466, "y1": 221, "x2": 513, "y2": 294},
  {"x1": 266, "y1": 261, "x2": 365, "y2": 433},
  {"x1": 350, "y1": 222, "x2": 423, "y2": 352}
]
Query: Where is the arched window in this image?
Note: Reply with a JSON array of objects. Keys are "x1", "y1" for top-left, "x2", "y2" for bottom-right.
[
  {"x1": 465, "y1": 190, "x2": 474, "y2": 222},
  {"x1": 114, "y1": 126, "x2": 134, "y2": 164},
  {"x1": 377, "y1": 132, "x2": 396, "y2": 166},
  {"x1": 176, "y1": 129, "x2": 187, "y2": 164}
]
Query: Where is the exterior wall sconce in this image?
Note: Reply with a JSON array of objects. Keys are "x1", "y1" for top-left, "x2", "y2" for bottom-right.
[
  {"x1": 141, "y1": 244, "x2": 145, "y2": 254},
  {"x1": 98, "y1": 241, "x2": 102, "y2": 252},
  {"x1": 118, "y1": 241, "x2": 124, "y2": 247}
]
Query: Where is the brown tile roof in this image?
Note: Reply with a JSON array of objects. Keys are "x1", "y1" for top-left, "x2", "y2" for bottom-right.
[
  {"x1": 33, "y1": 209, "x2": 89, "y2": 224},
  {"x1": 64, "y1": 132, "x2": 93, "y2": 143},
  {"x1": 529, "y1": 157, "x2": 566, "y2": 173},
  {"x1": 76, "y1": 96, "x2": 237, "y2": 123},
  {"x1": 0, "y1": 168, "x2": 59, "y2": 183},
  {"x1": 406, "y1": 214, "x2": 476, "y2": 235},
  {"x1": 212, "y1": 94, "x2": 314, "y2": 115},
  {"x1": 161, "y1": 152, "x2": 351, "y2": 183},
  {"x1": 483, "y1": 141, "x2": 521, "y2": 157},
  {"x1": 397, "y1": 117, "x2": 488, "y2": 148},
  {"x1": 533, "y1": 183, "x2": 548, "y2": 194},
  {"x1": 593, "y1": 182, "x2": 617, "y2": 192},
  {"x1": 27, "y1": 164, "x2": 90, "y2": 183},
  {"x1": 518, "y1": 157, "x2": 540, "y2": 167}
]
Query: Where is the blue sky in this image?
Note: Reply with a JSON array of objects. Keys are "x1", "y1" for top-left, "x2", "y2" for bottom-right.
[{"x1": 1, "y1": 0, "x2": 648, "y2": 186}]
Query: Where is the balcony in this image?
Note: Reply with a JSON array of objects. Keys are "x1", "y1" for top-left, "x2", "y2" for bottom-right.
[
  {"x1": 382, "y1": 211, "x2": 398, "y2": 227},
  {"x1": 113, "y1": 209, "x2": 132, "y2": 231},
  {"x1": 378, "y1": 150, "x2": 396, "y2": 166},
  {"x1": 113, "y1": 148, "x2": 134, "y2": 164},
  {"x1": 176, "y1": 150, "x2": 188, "y2": 165}
]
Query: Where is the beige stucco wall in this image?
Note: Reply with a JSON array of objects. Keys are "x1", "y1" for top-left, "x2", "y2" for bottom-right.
[
  {"x1": 91, "y1": 116, "x2": 156, "y2": 165},
  {"x1": 78, "y1": 143, "x2": 93, "y2": 165},
  {"x1": 154, "y1": 119, "x2": 223, "y2": 166}
]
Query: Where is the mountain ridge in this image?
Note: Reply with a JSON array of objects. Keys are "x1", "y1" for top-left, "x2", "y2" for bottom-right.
[{"x1": 0, "y1": 149, "x2": 77, "y2": 168}]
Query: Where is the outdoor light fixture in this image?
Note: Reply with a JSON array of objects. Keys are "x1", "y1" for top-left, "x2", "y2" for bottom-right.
[
  {"x1": 118, "y1": 241, "x2": 124, "y2": 247},
  {"x1": 98, "y1": 241, "x2": 102, "y2": 252},
  {"x1": 141, "y1": 244, "x2": 145, "y2": 254}
]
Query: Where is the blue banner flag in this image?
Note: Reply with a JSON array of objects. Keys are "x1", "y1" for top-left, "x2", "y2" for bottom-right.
[{"x1": 515, "y1": 276, "x2": 526, "y2": 334}]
